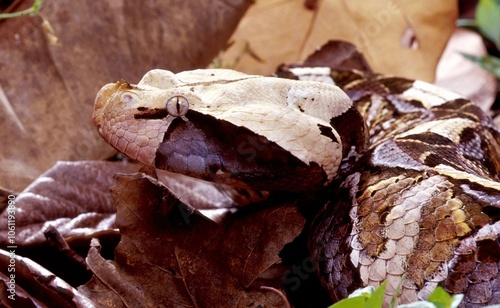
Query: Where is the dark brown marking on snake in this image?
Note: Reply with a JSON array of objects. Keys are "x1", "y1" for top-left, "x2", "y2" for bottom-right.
[
  {"x1": 308, "y1": 172, "x2": 364, "y2": 302},
  {"x1": 329, "y1": 107, "x2": 368, "y2": 158},
  {"x1": 459, "y1": 128, "x2": 485, "y2": 160},
  {"x1": 317, "y1": 124, "x2": 338, "y2": 143},
  {"x1": 134, "y1": 108, "x2": 168, "y2": 119},
  {"x1": 400, "y1": 132, "x2": 454, "y2": 146},
  {"x1": 461, "y1": 183, "x2": 500, "y2": 207},
  {"x1": 376, "y1": 77, "x2": 415, "y2": 94},
  {"x1": 436, "y1": 98, "x2": 472, "y2": 111},
  {"x1": 430, "y1": 99, "x2": 495, "y2": 124},
  {"x1": 343, "y1": 78, "x2": 388, "y2": 94},
  {"x1": 155, "y1": 110, "x2": 328, "y2": 192},
  {"x1": 385, "y1": 95, "x2": 426, "y2": 113},
  {"x1": 422, "y1": 153, "x2": 454, "y2": 168},
  {"x1": 329, "y1": 70, "x2": 365, "y2": 88},
  {"x1": 302, "y1": 40, "x2": 373, "y2": 72},
  {"x1": 273, "y1": 65, "x2": 300, "y2": 80},
  {"x1": 395, "y1": 138, "x2": 474, "y2": 172}
]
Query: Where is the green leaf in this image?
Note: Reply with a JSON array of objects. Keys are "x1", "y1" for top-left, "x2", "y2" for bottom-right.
[
  {"x1": 427, "y1": 286, "x2": 451, "y2": 308},
  {"x1": 328, "y1": 283, "x2": 467, "y2": 308},
  {"x1": 476, "y1": 0, "x2": 500, "y2": 49},
  {"x1": 348, "y1": 285, "x2": 376, "y2": 299},
  {"x1": 366, "y1": 281, "x2": 387, "y2": 307},
  {"x1": 329, "y1": 295, "x2": 368, "y2": 308},
  {"x1": 397, "y1": 301, "x2": 437, "y2": 308},
  {"x1": 397, "y1": 287, "x2": 464, "y2": 308},
  {"x1": 329, "y1": 283, "x2": 387, "y2": 308},
  {"x1": 461, "y1": 53, "x2": 500, "y2": 78}
]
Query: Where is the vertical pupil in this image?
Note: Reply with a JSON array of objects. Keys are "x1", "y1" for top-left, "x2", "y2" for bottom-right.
[{"x1": 166, "y1": 96, "x2": 188, "y2": 117}]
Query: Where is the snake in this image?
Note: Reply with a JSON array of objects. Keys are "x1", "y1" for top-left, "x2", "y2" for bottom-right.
[{"x1": 91, "y1": 65, "x2": 500, "y2": 306}]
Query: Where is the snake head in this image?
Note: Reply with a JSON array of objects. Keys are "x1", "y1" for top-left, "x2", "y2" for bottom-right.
[{"x1": 93, "y1": 69, "x2": 357, "y2": 192}]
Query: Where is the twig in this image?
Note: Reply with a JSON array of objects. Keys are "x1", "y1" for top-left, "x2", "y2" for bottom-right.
[
  {"x1": 44, "y1": 225, "x2": 88, "y2": 269},
  {"x1": 260, "y1": 286, "x2": 291, "y2": 308},
  {"x1": 0, "y1": 0, "x2": 44, "y2": 19}
]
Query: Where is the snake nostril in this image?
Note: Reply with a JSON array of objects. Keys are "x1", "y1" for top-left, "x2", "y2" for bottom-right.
[{"x1": 122, "y1": 94, "x2": 133, "y2": 104}]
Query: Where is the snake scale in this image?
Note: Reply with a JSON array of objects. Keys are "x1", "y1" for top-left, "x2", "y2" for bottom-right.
[{"x1": 92, "y1": 59, "x2": 500, "y2": 306}]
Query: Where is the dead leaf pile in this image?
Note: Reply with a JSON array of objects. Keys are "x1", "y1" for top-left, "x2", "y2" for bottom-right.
[{"x1": 79, "y1": 172, "x2": 304, "y2": 307}]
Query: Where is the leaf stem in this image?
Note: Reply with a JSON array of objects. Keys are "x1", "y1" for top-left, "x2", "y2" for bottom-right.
[{"x1": 0, "y1": 0, "x2": 44, "y2": 20}]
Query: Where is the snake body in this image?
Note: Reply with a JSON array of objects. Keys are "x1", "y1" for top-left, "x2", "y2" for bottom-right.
[
  {"x1": 279, "y1": 67, "x2": 500, "y2": 306},
  {"x1": 92, "y1": 67, "x2": 500, "y2": 306}
]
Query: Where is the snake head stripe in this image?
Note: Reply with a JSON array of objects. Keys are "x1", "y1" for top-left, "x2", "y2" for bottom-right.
[{"x1": 92, "y1": 69, "x2": 362, "y2": 192}]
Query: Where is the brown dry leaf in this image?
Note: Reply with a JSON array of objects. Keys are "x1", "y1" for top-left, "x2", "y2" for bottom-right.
[
  {"x1": 0, "y1": 160, "x2": 142, "y2": 296},
  {"x1": 0, "y1": 248, "x2": 95, "y2": 307},
  {"x1": 80, "y1": 172, "x2": 304, "y2": 307},
  {"x1": 217, "y1": 0, "x2": 456, "y2": 81},
  {"x1": 0, "y1": 161, "x2": 139, "y2": 247},
  {"x1": 0, "y1": 0, "x2": 252, "y2": 192}
]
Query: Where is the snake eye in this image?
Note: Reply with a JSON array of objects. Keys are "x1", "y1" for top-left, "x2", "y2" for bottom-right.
[{"x1": 166, "y1": 95, "x2": 189, "y2": 117}]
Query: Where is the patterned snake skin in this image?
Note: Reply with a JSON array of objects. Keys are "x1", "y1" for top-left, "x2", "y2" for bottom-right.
[
  {"x1": 279, "y1": 68, "x2": 500, "y2": 306},
  {"x1": 93, "y1": 63, "x2": 500, "y2": 306}
]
